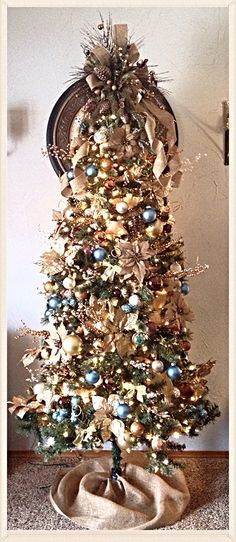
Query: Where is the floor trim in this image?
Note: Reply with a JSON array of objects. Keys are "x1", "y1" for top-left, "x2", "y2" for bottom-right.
[{"x1": 8, "y1": 449, "x2": 229, "y2": 460}]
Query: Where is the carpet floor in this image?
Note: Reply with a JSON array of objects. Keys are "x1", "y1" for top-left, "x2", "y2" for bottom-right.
[{"x1": 7, "y1": 454, "x2": 228, "y2": 530}]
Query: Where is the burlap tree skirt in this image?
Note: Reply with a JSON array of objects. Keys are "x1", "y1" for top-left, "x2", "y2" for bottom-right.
[{"x1": 50, "y1": 454, "x2": 190, "y2": 530}]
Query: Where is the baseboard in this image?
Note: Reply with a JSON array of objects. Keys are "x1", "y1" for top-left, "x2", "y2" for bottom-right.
[{"x1": 8, "y1": 449, "x2": 229, "y2": 460}]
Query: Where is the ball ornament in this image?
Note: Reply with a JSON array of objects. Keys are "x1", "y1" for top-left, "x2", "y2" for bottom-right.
[
  {"x1": 181, "y1": 282, "x2": 190, "y2": 295},
  {"x1": 152, "y1": 360, "x2": 164, "y2": 372},
  {"x1": 142, "y1": 207, "x2": 157, "y2": 223},
  {"x1": 63, "y1": 277, "x2": 76, "y2": 290},
  {"x1": 167, "y1": 365, "x2": 182, "y2": 380},
  {"x1": 132, "y1": 333, "x2": 145, "y2": 346},
  {"x1": 117, "y1": 431, "x2": 134, "y2": 450},
  {"x1": 93, "y1": 247, "x2": 107, "y2": 261},
  {"x1": 44, "y1": 281, "x2": 54, "y2": 293},
  {"x1": 128, "y1": 294, "x2": 140, "y2": 307},
  {"x1": 170, "y1": 262, "x2": 182, "y2": 273},
  {"x1": 145, "y1": 221, "x2": 162, "y2": 238},
  {"x1": 48, "y1": 295, "x2": 61, "y2": 309},
  {"x1": 116, "y1": 201, "x2": 128, "y2": 214},
  {"x1": 85, "y1": 370, "x2": 100, "y2": 384},
  {"x1": 100, "y1": 158, "x2": 113, "y2": 171},
  {"x1": 66, "y1": 168, "x2": 74, "y2": 181},
  {"x1": 178, "y1": 383, "x2": 195, "y2": 399},
  {"x1": 85, "y1": 164, "x2": 98, "y2": 178},
  {"x1": 130, "y1": 421, "x2": 145, "y2": 436},
  {"x1": 62, "y1": 335, "x2": 82, "y2": 355},
  {"x1": 116, "y1": 403, "x2": 130, "y2": 419}
]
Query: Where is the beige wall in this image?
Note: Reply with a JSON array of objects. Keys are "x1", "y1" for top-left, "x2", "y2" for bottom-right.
[{"x1": 7, "y1": 7, "x2": 228, "y2": 450}]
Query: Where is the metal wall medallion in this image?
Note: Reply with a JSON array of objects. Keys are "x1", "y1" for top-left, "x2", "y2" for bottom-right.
[{"x1": 46, "y1": 78, "x2": 179, "y2": 177}]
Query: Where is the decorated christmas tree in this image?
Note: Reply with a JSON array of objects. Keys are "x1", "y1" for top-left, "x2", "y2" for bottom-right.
[{"x1": 9, "y1": 17, "x2": 220, "y2": 484}]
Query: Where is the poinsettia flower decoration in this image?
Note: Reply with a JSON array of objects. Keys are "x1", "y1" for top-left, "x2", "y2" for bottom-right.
[
  {"x1": 108, "y1": 124, "x2": 140, "y2": 160},
  {"x1": 116, "y1": 239, "x2": 154, "y2": 282},
  {"x1": 164, "y1": 292, "x2": 195, "y2": 328}
]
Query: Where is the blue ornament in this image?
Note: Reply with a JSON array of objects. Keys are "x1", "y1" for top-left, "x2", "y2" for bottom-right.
[
  {"x1": 71, "y1": 412, "x2": 80, "y2": 423},
  {"x1": 85, "y1": 164, "x2": 99, "y2": 178},
  {"x1": 48, "y1": 295, "x2": 61, "y2": 309},
  {"x1": 181, "y1": 282, "x2": 190, "y2": 295},
  {"x1": 79, "y1": 121, "x2": 89, "y2": 134},
  {"x1": 66, "y1": 168, "x2": 74, "y2": 181},
  {"x1": 93, "y1": 247, "x2": 107, "y2": 261},
  {"x1": 52, "y1": 409, "x2": 69, "y2": 422},
  {"x1": 62, "y1": 299, "x2": 69, "y2": 306},
  {"x1": 116, "y1": 403, "x2": 130, "y2": 419},
  {"x1": 58, "y1": 408, "x2": 70, "y2": 420},
  {"x1": 199, "y1": 408, "x2": 208, "y2": 418},
  {"x1": 121, "y1": 304, "x2": 133, "y2": 313},
  {"x1": 167, "y1": 365, "x2": 182, "y2": 380},
  {"x1": 132, "y1": 333, "x2": 145, "y2": 346},
  {"x1": 71, "y1": 396, "x2": 80, "y2": 408},
  {"x1": 142, "y1": 207, "x2": 157, "y2": 223},
  {"x1": 67, "y1": 297, "x2": 78, "y2": 308},
  {"x1": 85, "y1": 370, "x2": 100, "y2": 384},
  {"x1": 44, "y1": 308, "x2": 53, "y2": 317}
]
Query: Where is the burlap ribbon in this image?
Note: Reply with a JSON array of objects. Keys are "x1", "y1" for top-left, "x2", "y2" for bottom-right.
[
  {"x1": 50, "y1": 455, "x2": 190, "y2": 530},
  {"x1": 60, "y1": 24, "x2": 182, "y2": 198},
  {"x1": 60, "y1": 142, "x2": 90, "y2": 199}
]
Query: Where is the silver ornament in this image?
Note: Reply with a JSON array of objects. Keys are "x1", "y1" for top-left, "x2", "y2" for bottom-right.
[
  {"x1": 151, "y1": 360, "x2": 164, "y2": 372},
  {"x1": 128, "y1": 294, "x2": 140, "y2": 307},
  {"x1": 116, "y1": 201, "x2": 128, "y2": 215}
]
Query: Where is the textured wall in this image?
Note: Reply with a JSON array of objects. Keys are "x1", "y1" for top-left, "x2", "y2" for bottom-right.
[{"x1": 7, "y1": 7, "x2": 228, "y2": 450}]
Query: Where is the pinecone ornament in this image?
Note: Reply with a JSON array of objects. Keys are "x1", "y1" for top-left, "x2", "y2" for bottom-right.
[
  {"x1": 126, "y1": 214, "x2": 145, "y2": 235},
  {"x1": 83, "y1": 98, "x2": 97, "y2": 113},
  {"x1": 94, "y1": 65, "x2": 112, "y2": 81},
  {"x1": 98, "y1": 100, "x2": 111, "y2": 114}
]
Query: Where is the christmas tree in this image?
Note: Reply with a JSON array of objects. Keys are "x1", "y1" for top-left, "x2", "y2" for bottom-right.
[{"x1": 9, "y1": 17, "x2": 220, "y2": 479}]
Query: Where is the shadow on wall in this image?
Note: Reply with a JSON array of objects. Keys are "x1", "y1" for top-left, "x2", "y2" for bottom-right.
[
  {"x1": 7, "y1": 329, "x2": 36, "y2": 451},
  {"x1": 7, "y1": 105, "x2": 29, "y2": 155},
  {"x1": 165, "y1": 9, "x2": 228, "y2": 160}
]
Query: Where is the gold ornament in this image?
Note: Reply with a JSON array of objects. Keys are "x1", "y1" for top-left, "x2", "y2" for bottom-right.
[
  {"x1": 63, "y1": 206, "x2": 75, "y2": 222},
  {"x1": 44, "y1": 281, "x2": 54, "y2": 293},
  {"x1": 74, "y1": 287, "x2": 88, "y2": 300},
  {"x1": 52, "y1": 283, "x2": 59, "y2": 292},
  {"x1": 116, "y1": 431, "x2": 134, "y2": 450},
  {"x1": 63, "y1": 277, "x2": 76, "y2": 289},
  {"x1": 145, "y1": 220, "x2": 163, "y2": 238},
  {"x1": 100, "y1": 157, "x2": 113, "y2": 171},
  {"x1": 170, "y1": 262, "x2": 182, "y2": 273},
  {"x1": 130, "y1": 421, "x2": 145, "y2": 436},
  {"x1": 62, "y1": 335, "x2": 82, "y2": 355},
  {"x1": 41, "y1": 348, "x2": 50, "y2": 360},
  {"x1": 38, "y1": 413, "x2": 50, "y2": 426}
]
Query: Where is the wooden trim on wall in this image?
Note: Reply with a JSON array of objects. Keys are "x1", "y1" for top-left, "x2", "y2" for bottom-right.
[{"x1": 8, "y1": 450, "x2": 229, "y2": 460}]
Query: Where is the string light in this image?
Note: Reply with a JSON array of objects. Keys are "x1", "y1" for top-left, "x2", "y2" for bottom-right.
[{"x1": 172, "y1": 431, "x2": 180, "y2": 439}]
